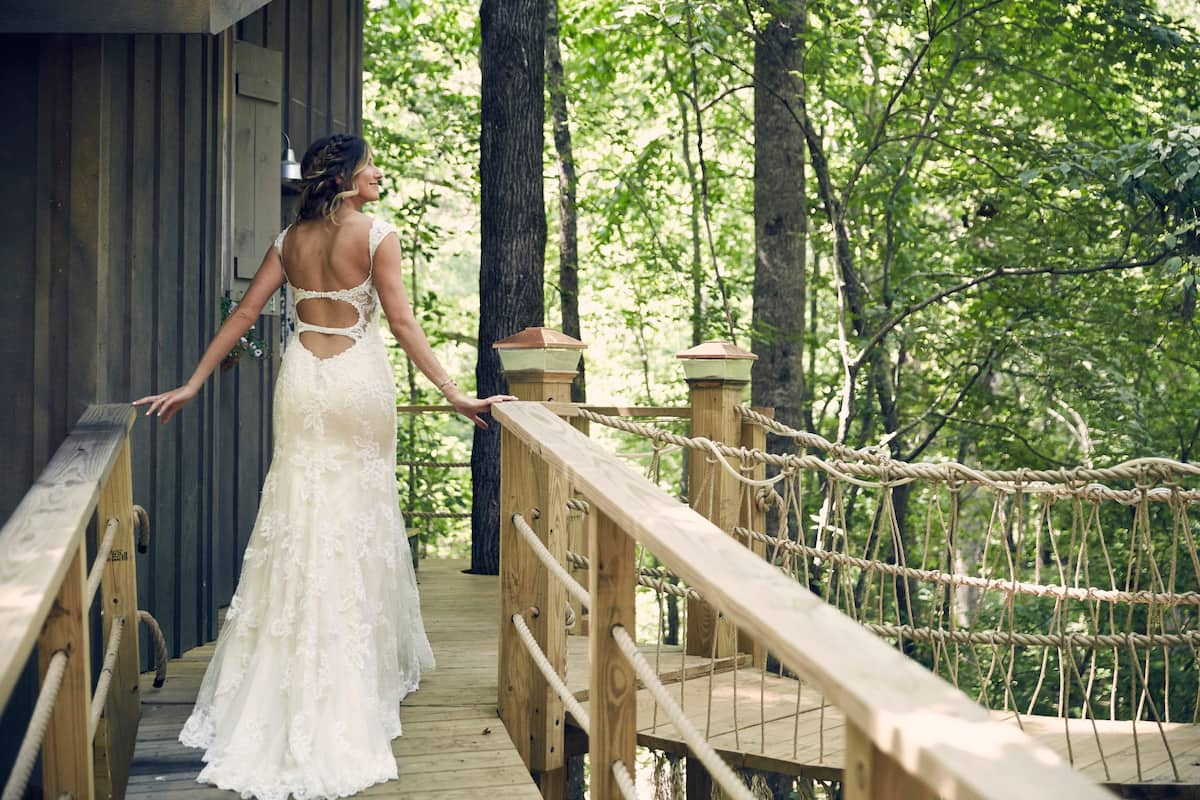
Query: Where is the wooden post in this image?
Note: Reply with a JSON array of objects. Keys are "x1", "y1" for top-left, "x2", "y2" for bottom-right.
[
  {"x1": 677, "y1": 342, "x2": 757, "y2": 659},
  {"x1": 737, "y1": 411, "x2": 769, "y2": 669},
  {"x1": 496, "y1": 327, "x2": 585, "y2": 798},
  {"x1": 844, "y1": 722, "x2": 939, "y2": 800},
  {"x1": 94, "y1": 439, "x2": 141, "y2": 799},
  {"x1": 39, "y1": 538, "x2": 95, "y2": 800},
  {"x1": 567, "y1": 413, "x2": 591, "y2": 637},
  {"x1": 588, "y1": 510, "x2": 637, "y2": 800}
]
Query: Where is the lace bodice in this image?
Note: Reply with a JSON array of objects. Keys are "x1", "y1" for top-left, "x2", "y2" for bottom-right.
[{"x1": 274, "y1": 217, "x2": 397, "y2": 341}]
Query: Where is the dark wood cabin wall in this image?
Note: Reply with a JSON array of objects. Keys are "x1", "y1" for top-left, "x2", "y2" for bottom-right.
[
  {"x1": 0, "y1": 34, "x2": 47, "y2": 783},
  {"x1": 102, "y1": 33, "x2": 233, "y2": 662},
  {"x1": 239, "y1": 0, "x2": 362, "y2": 149}
]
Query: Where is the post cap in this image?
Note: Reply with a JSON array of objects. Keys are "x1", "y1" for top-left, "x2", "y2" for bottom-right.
[
  {"x1": 676, "y1": 340, "x2": 757, "y2": 382},
  {"x1": 493, "y1": 327, "x2": 588, "y2": 351},
  {"x1": 494, "y1": 327, "x2": 586, "y2": 376}
]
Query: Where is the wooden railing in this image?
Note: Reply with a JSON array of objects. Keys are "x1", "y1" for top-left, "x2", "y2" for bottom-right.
[
  {"x1": 394, "y1": 402, "x2": 691, "y2": 564},
  {"x1": 0, "y1": 405, "x2": 144, "y2": 800},
  {"x1": 492, "y1": 401, "x2": 1111, "y2": 800}
]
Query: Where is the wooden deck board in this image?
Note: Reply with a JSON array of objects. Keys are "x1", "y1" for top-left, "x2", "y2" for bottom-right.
[{"x1": 128, "y1": 559, "x2": 541, "y2": 799}]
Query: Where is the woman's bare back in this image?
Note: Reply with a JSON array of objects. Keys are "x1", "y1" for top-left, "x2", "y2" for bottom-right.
[{"x1": 280, "y1": 213, "x2": 376, "y2": 358}]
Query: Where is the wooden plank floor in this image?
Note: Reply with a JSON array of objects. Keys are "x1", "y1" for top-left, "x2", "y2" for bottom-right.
[{"x1": 128, "y1": 559, "x2": 542, "y2": 799}]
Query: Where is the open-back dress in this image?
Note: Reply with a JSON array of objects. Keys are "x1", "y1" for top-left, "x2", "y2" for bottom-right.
[{"x1": 179, "y1": 217, "x2": 435, "y2": 800}]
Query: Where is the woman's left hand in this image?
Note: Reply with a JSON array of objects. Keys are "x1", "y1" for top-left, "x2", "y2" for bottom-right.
[
  {"x1": 451, "y1": 393, "x2": 518, "y2": 429},
  {"x1": 133, "y1": 384, "x2": 199, "y2": 425}
]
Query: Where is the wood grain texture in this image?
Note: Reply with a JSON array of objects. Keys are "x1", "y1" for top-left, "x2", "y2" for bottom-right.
[
  {"x1": 737, "y1": 418, "x2": 767, "y2": 668},
  {"x1": 685, "y1": 381, "x2": 742, "y2": 659},
  {"x1": 95, "y1": 440, "x2": 142, "y2": 799},
  {"x1": 844, "y1": 721, "x2": 938, "y2": 800},
  {"x1": 491, "y1": 401, "x2": 1113, "y2": 800},
  {"x1": 588, "y1": 511, "x2": 637, "y2": 800},
  {"x1": 39, "y1": 540, "x2": 95, "y2": 799},
  {"x1": 0, "y1": 405, "x2": 134, "y2": 704},
  {"x1": 497, "y1": 430, "x2": 534, "y2": 764}
]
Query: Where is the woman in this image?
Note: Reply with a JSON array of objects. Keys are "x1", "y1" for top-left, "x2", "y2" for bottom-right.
[{"x1": 134, "y1": 133, "x2": 514, "y2": 799}]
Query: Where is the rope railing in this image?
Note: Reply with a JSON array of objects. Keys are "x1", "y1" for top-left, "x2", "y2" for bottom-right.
[
  {"x1": 611, "y1": 760, "x2": 640, "y2": 800},
  {"x1": 864, "y1": 622, "x2": 1200, "y2": 650},
  {"x1": 612, "y1": 625, "x2": 756, "y2": 800},
  {"x1": 140, "y1": 609, "x2": 169, "y2": 688},
  {"x1": 86, "y1": 517, "x2": 119, "y2": 607},
  {"x1": 580, "y1": 406, "x2": 1200, "y2": 501},
  {"x1": 90, "y1": 615, "x2": 126, "y2": 736},
  {"x1": 397, "y1": 459, "x2": 472, "y2": 469},
  {"x1": 734, "y1": 526, "x2": 1200, "y2": 607},
  {"x1": 511, "y1": 613, "x2": 591, "y2": 732},
  {"x1": 565, "y1": 551, "x2": 702, "y2": 602},
  {"x1": 2, "y1": 651, "x2": 69, "y2": 800},
  {"x1": 513, "y1": 513, "x2": 590, "y2": 609},
  {"x1": 407, "y1": 510, "x2": 471, "y2": 519},
  {"x1": 734, "y1": 404, "x2": 1200, "y2": 489},
  {"x1": 133, "y1": 503, "x2": 150, "y2": 553}
]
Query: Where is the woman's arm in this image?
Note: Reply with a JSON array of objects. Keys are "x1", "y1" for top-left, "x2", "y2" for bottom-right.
[
  {"x1": 134, "y1": 244, "x2": 285, "y2": 424},
  {"x1": 372, "y1": 232, "x2": 514, "y2": 428}
]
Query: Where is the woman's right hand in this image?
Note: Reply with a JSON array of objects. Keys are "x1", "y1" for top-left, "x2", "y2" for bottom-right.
[{"x1": 133, "y1": 384, "x2": 199, "y2": 425}]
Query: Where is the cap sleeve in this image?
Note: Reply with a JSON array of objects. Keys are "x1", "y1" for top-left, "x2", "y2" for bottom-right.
[
  {"x1": 368, "y1": 218, "x2": 398, "y2": 266},
  {"x1": 273, "y1": 226, "x2": 291, "y2": 258}
]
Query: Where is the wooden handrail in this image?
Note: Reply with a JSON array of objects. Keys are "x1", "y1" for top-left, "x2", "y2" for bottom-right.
[
  {"x1": 493, "y1": 401, "x2": 1109, "y2": 800},
  {"x1": 397, "y1": 402, "x2": 692, "y2": 418},
  {"x1": 0, "y1": 404, "x2": 143, "y2": 800}
]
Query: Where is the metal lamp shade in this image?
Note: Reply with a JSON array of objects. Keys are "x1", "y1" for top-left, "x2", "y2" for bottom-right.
[{"x1": 281, "y1": 133, "x2": 302, "y2": 181}]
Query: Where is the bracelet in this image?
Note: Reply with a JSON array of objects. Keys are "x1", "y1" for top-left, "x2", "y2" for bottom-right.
[{"x1": 436, "y1": 377, "x2": 458, "y2": 391}]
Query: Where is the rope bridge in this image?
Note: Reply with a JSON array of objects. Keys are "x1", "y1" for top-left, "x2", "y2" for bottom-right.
[
  {"x1": 563, "y1": 403, "x2": 1200, "y2": 791},
  {"x1": 492, "y1": 400, "x2": 1114, "y2": 800}
]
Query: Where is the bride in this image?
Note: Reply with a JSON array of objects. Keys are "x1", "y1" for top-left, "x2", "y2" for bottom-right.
[{"x1": 134, "y1": 133, "x2": 514, "y2": 799}]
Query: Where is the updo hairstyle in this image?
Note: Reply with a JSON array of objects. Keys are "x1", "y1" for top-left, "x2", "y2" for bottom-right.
[{"x1": 295, "y1": 134, "x2": 371, "y2": 223}]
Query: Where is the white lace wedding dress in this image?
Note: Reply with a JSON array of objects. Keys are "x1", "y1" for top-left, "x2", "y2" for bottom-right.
[{"x1": 179, "y1": 218, "x2": 435, "y2": 799}]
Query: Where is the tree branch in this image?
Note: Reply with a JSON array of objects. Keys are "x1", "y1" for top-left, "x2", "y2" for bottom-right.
[
  {"x1": 851, "y1": 253, "x2": 1170, "y2": 370},
  {"x1": 938, "y1": 416, "x2": 1077, "y2": 468}
]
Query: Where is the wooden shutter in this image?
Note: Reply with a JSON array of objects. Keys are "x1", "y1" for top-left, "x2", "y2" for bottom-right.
[{"x1": 230, "y1": 39, "x2": 281, "y2": 313}]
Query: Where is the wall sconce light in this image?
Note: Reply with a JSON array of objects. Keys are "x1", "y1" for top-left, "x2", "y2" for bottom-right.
[{"x1": 281, "y1": 133, "x2": 302, "y2": 181}]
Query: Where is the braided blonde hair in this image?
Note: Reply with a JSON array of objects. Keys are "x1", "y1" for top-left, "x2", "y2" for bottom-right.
[{"x1": 296, "y1": 134, "x2": 372, "y2": 223}]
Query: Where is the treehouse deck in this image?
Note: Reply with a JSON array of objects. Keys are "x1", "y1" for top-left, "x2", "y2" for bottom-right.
[
  {"x1": 128, "y1": 557, "x2": 1200, "y2": 799},
  {"x1": 125, "y1": 558, "x2": 733, "y2": 798}
]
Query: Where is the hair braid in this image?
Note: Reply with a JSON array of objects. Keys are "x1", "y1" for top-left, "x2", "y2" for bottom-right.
[{"x1": 295, "y1": 134, "x2": 371, "y2": 223}]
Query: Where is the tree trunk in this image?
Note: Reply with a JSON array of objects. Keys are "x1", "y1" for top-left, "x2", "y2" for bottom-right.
[
  {"x1": 751, "y1": 1, "x2": 809, "y2": 436},
  {"x1": 472, "y1": 0, "x2": 547, "y2": 574},
  {"x1": 545, "y1": 0, "x2": 586, "y2": 402}
]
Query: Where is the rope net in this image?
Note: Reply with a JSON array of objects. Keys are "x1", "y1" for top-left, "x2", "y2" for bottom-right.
[{"x1": 571, "y1": 405, "x2": 1200, "y2": 788}]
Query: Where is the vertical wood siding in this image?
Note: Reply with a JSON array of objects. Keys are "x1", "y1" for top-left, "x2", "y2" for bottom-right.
[{"x1": 0, "y1": 0, "x2": 363, "y2": 779}]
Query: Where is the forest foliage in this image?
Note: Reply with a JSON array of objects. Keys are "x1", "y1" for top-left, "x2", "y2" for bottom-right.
[{"x1": 362, "y1": 0, "x2": 1200, "y2": 561}]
